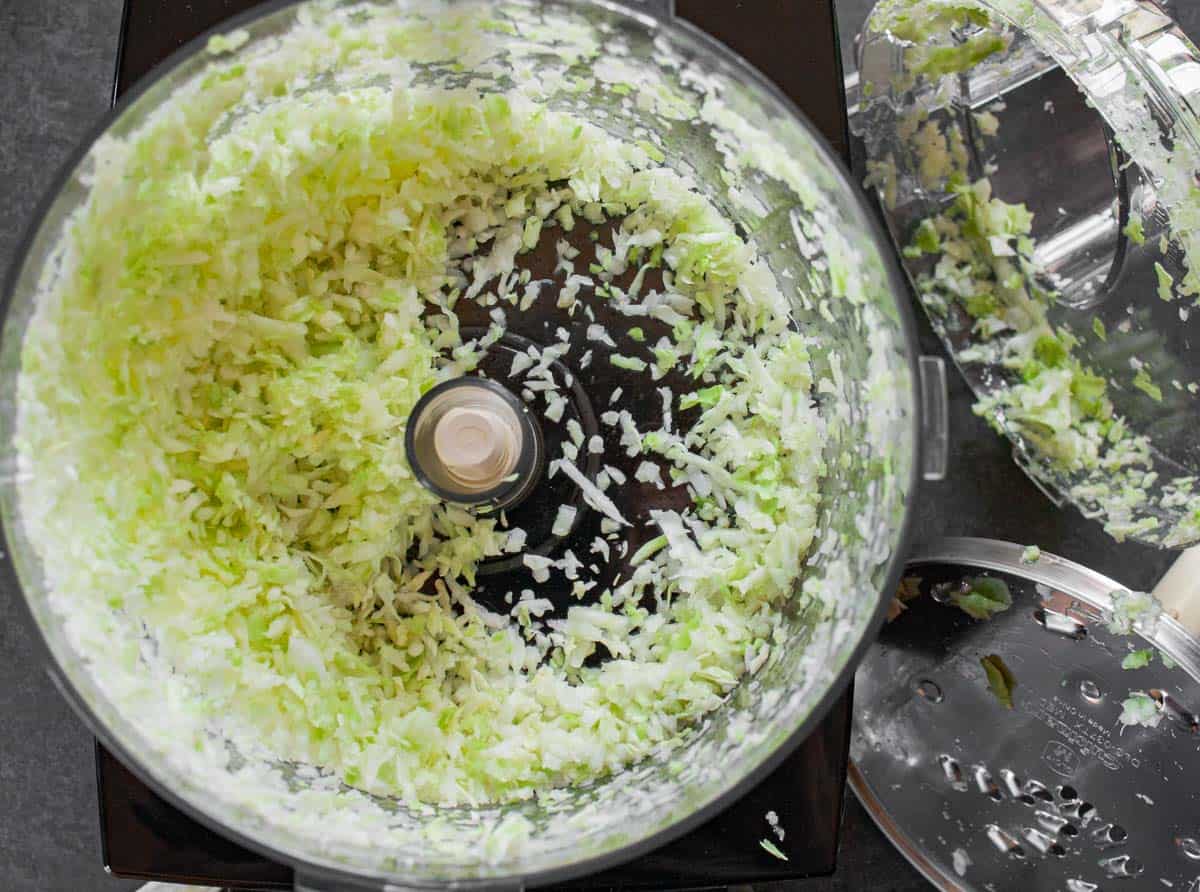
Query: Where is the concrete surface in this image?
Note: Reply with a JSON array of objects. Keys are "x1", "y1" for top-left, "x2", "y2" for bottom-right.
[{"x1": 0, "y1": 5, "x2": 137, "y2": 891}]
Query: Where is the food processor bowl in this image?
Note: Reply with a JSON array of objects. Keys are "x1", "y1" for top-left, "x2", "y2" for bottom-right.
[
  {"x1": 0, "y1": 1, "x2": 920, "y2": 887},
  {"x1": 854, "y1": 0, "x2": 1200, "y2": 549}
]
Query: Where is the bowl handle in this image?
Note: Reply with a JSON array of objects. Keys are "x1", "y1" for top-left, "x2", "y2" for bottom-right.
[
  {"x1": 295, "y1": 872, "x2": 523, "y2": 892},
  {"x1": 918, "y1": 356, "x2": 949, "y2": 483},
  {"x1": 620, "y1": 0, "x2": 675, "y2": 22}
]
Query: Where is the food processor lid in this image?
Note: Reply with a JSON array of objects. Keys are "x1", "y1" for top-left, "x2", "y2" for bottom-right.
[
  {"x1": 852, "y1": 0, "x2": 1200, "y2": 549},
  {"x1": 850, "y1": 537, "x2": 1200, "y2": 892}
]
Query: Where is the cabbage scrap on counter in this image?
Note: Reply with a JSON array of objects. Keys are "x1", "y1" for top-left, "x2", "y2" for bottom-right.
[{"x1": 16, "y1": 24, "x2": 827, "y2": 805}]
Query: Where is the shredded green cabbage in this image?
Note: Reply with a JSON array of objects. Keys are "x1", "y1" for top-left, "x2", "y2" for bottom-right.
[
  {"x1": 892, "y1": 100, "x2": 1193, "y2": 546},
  {"x1": 1121, "y1": 648, "x2": 1153, "y2": 670},
  {"x1": 17, "y1": 11, "x2": 828, "y2": 808},
  {"x1": 1119, "y1": 692, "x2": 1162, "y2": 729}
]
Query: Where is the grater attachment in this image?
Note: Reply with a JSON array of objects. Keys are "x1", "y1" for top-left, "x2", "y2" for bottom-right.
[{"x1": 851, "y1": 538, "x2": 1200, "y2": 892}]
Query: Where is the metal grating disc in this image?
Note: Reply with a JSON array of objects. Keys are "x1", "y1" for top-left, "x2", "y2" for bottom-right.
[{"x1": 851, "y1": 538, "x2": 1200, "y2": 892}]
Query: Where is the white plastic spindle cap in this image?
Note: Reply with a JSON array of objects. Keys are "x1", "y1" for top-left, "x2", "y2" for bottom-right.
[{"x1": 433, "y1": 405, "x2": 520, "y2": 489}]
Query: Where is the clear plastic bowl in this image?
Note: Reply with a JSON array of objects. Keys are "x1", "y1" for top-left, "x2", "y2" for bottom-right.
[{"x1": 0, "y1": 1, "x2": 919, "y2": 887}]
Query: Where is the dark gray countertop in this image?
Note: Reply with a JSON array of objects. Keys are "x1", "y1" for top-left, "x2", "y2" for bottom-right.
[
  {"x1": 0, "y1": 8, "x2": 135, "y2": 891},
  {"x1": 0, "y1": 2, "x2": 1192, "y2": 891}
]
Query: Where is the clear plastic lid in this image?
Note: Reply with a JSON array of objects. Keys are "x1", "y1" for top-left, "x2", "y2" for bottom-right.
[{"x1": 853, "y1": 0, "x2": 1200, "y2": 548}]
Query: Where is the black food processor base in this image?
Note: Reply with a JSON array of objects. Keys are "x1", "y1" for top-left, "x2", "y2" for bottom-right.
[
  {"x1": 100, "y1": 1, "x2": 854, "y2": 888},
  {"x1": 99, "y1": 712, "x2": 850, "y2": 889}
]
